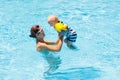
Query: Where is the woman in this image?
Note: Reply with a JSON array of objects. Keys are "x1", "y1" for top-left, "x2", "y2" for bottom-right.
[
  {"x1": 29, "y1": 25, "x2": 64, "y2": 52},
  {"x1": 30, "y1": 25, "x2": 63, "y2": 74}
]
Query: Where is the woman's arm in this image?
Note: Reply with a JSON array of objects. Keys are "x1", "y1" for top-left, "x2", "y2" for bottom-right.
[
  {"x1": 44, "y1": 33, "x2": 63, "y2": 45},
  {"x1": 37, "y1": 36, "x2": 63, "y2": 52},
  {"x1": 44, "y1": 40, "x2": 57, "y2": 45},
  {"x1": 45, "y1": 36, "x2": 63, "y2": 51}
]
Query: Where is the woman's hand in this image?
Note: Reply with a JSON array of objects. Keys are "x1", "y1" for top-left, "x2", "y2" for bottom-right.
[{"x1": 58, "y1": 32, "x2": 64, "y2": 38}]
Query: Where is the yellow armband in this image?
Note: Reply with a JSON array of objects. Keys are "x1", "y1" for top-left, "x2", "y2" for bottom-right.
[{"x1": 55, "y1": 23, "x2": 68, "y2": 32}]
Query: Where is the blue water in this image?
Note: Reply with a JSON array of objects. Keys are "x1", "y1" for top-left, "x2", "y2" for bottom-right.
[{"x1": 0, "y1": 0, "x2": 120, "y2": 80}]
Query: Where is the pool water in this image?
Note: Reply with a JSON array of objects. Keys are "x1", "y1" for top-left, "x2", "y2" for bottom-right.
[{"x1": 0, "y1": 0, "x2": 120, "y2": 80}]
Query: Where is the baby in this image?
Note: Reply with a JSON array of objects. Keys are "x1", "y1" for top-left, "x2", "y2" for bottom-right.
[{"x1": 48, "y1": 14, "x2": 77, "y2": 49}]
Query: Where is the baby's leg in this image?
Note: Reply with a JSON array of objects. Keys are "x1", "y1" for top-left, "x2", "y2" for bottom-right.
[
  {"x1": 64, "y1": 38, "x2": 76, "y2": 49},
  {"x1": 67, "y1": 41, "x2": 76, "y2": 49},
  {"x1": 64, "y1": 38, "x2": 68, "y2": 43}
]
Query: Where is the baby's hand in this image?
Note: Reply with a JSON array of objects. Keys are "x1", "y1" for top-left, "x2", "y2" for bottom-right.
[{"x1": 60, "y1": 30, "x2": 66, "y2": 35}]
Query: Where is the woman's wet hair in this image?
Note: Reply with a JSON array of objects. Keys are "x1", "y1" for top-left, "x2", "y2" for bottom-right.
[{"x1": 29, "y1": 25, "x2": 41, "y2": 38}]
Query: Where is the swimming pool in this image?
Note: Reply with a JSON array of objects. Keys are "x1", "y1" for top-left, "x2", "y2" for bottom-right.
[{"x1": 0, "y1": 0, "x2": 120, "y2": 80}]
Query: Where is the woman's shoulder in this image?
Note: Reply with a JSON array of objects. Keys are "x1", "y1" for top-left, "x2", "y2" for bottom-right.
[{"x1": 36, "y1": 42, "x2": 47, "y2": 51}]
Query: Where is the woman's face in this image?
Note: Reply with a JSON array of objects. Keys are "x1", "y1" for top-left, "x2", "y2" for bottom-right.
[{"x1": 35, "y1": 27, "x2": 45, "y2": 40}]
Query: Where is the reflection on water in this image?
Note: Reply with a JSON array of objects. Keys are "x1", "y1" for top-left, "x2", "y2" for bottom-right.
[
  {"x1": 45, "y1": 67, "x2": 101, "y2": 80},
  {"x1": 40, "y1": 51, "x2": 61, "y2": 75}
]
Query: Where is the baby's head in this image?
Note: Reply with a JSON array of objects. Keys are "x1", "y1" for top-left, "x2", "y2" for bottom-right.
[{"x1": 48, "y1": 14, "x2": 58, "y2": 27}]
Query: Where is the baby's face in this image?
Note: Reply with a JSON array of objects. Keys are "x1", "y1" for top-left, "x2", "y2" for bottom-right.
[
  {"x1": 48, "y1": 21, "x2": 54, "y2": 26},
  {"x1": 48, "y1": 15, "x2": 58, "y2": 27}
]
